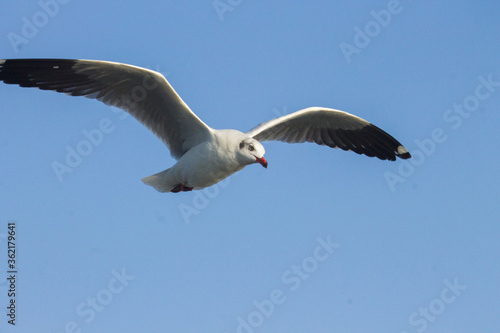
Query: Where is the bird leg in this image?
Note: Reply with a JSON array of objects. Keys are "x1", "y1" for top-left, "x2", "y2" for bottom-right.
[
  {"x1": 182, "y1": 185, "x2": 194, "y2": 192},
  {"x1": 171, "y1": 184, "x2": 194, "y2": 193}
]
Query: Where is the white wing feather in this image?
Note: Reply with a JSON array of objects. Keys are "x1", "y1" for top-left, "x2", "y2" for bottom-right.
[
  {"x1": 247, "y1": 107, "x2": 410, "y2": 161},
  {"x1": 0, "y1": 59, "x2": 213, "y2": 159}
]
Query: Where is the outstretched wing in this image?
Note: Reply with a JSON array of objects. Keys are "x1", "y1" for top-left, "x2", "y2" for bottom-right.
[
  {"x1": 246, "y1": 107, "x2": 411, "y2": 161},
  {"x1": 0, "y1": 59, "x2": 213, "y2": 159}
]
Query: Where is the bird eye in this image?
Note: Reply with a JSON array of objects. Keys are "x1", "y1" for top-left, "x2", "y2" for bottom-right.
[{"x1": 248, "y1": 144, "x2": 255, "y2": 151}]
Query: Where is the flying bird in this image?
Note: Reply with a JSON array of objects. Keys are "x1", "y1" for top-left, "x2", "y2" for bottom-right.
[{"x1": 0, "y1": 59, "x2": 411, "y2": 193}]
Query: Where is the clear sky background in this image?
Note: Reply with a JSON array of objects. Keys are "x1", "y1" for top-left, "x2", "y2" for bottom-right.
[{"x1": 0, "y1": 1, "x2": 499, "y2": 332}]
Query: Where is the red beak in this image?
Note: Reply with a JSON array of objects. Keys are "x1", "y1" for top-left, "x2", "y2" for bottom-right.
[{"x1": 256, "y1": 156, "x2": 268, "y2": 168}]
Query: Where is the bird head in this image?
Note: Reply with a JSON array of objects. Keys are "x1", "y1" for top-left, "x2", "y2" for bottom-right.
[{"x1": 238, "y1": 138, "x2": 267, "y2": 168}]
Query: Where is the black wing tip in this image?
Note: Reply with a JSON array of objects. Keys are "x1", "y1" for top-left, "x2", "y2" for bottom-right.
[
  {"x1": 0, "y1": 59, "x2": 79, "y2": 71},
  {"x1": 358, "y1": 124, "x2": 411, "y2": 161},
  {"x1": 396, "y1": 145, "x2": 411, "y2": 160},
  {"x1": 0, "y1": 59, "x2": 82, "y2": 87},
  {"x1": 0, "y1": 58, "x2": 77, "y2": 63}
]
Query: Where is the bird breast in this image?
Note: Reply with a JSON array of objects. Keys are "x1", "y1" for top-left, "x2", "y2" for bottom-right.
[{"x1": 173, "y1": 140, "x2": 244, "y2": 189}]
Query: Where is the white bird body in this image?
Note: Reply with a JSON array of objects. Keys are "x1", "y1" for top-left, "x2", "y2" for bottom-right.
[
  {"x1": 143, "y1": 129, "x2": 262, "y2": 192},
  {"x1": 0, "y1": 59, "x2": 410, "y2": 193}
]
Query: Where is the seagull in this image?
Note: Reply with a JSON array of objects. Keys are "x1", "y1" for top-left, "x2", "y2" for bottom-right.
[{"x1": 0, "y1": 59, "x2": 411, "y2": 193}]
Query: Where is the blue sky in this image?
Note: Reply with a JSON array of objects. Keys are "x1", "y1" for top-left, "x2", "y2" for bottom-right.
[{"x1": 1, "y1": 1, "x2": 499, "y2": 332}]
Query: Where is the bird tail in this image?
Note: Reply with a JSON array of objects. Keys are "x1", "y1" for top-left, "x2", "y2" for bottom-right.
[{"x1": 141, "y1": 169, "x2": 174, "y2": 193}]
